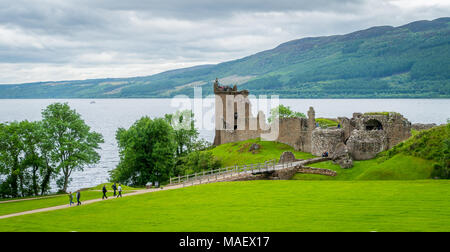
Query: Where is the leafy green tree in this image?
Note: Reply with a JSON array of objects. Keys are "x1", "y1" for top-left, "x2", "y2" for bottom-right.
[
  {"x1": 164, "y1": 110, "x2": 200, "y2": 157},
  {"x1": 0, "y1": 122, "x2": 25, "y2": 197},
  {"x1": 41, "y1": 103, "x2": 104, "y2": 192},
  {"x1": 268, "y1": 105, "x2": 306, "y2": 123},
  {"x1": 110, "y1": 117, "x2": 176, "y2": 186},
  {"x1": 19, "y1": 120, "x2": 44, "y2": 196}
]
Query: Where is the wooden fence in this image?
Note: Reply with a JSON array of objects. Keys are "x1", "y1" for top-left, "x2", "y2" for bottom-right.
[{"x1": 169, "y1": 159, "x2": 297, "y2": 186}]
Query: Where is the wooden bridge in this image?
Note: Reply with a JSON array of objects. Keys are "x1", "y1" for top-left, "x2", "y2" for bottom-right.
[{"x1": 169, "y1": 157, "x2": 331, "y2": 187}]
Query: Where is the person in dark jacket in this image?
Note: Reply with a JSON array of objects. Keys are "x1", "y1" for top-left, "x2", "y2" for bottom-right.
[
  {"x1": 102, "y1": 185, "x2": 108, "y2": 200},
  {"x1": 76, "y1": 190, "x2": 81, "y2": 206},
  {"x1": 112, "y1": 183, "x2": 117, "y2": 196}
]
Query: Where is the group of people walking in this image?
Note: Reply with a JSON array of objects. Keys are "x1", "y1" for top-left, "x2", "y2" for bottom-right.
[
  {"x1": 102, "y1": 183, "x2": 122, "y2": 199},
  {"x1": 68, "y1": 190, "x2": 81, "y2": 206},
  {"x1": 68, "y1": 183, "x2": 122, "y2": 206}
]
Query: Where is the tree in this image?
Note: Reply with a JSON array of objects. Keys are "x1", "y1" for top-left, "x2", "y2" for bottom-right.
[
  {"x1": 164, "y1": 110, "x2": 199, "y2": 157},
  {"x1": 0, "y1": 122, "x2": 25, "y2": 198},
  {"x1": 19, "y1": 120, "x2": 44, "y2": 196},
  {"x1": 110, "y1": 117, "x2": 176, "y2": 186},
  {"x1": 41, "y1": 103, "x2": 103, "y2": 192},
  {"x1": 268, "y1": 105, "x2": 306, "y2": 123}
]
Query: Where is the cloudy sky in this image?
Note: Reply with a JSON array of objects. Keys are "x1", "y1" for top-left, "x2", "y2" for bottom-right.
[{"x1": 0, "y1": 0, "x2": 449, "y2": 84}]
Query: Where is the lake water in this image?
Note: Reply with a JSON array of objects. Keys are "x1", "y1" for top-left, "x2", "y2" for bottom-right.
[{"x1": 0, "y1": 98, "x2": 449, "y2": 192}]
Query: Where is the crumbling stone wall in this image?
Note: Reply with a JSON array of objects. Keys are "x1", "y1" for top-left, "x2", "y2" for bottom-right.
[
  {"x1": 297, "y1": 166, "x2": 337, "y2": 176},
  {"x1": 270, "y1": 166, "x2": 299, "y2": 180},
  {"x1": 350, "y1": 113, "x2": 411, "y2": 149},
  {"x1": 346, "y1": 130, "x2": 388, "y2": 160},
  {"x1": 275, "y1": 118, "x2": 308, "y2": 151},
  {"x1": 311, "y1": 128, "x2": 345, "y2": 156}
]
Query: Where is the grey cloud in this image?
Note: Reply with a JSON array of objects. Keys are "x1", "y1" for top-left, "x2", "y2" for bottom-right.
[{"x1": 0, "y1": 0, "x2": 448, "y2": 84}]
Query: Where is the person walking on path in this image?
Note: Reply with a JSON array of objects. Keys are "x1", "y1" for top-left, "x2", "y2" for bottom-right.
[
  {"x1": 68, "y1": 192, "x2": 74, "y2": 206},
  {"x1": 112, "y1": 183, "x2": 117, "y2": 197},
  {"x1": 117, "y1": 184, "x2": 122, "y2": 198},
  {"x1": 76, "y1": 190, "x2": 82, "y2": 206},
  {"x1": 102, "y1": 185, "x2": 108, "y2": 200}
]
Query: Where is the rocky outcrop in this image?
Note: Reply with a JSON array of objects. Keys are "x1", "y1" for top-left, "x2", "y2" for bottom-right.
[
  {"x1": 331, "y1": 143, "x2": 353, "y2": 169},
  {"x1": 346, "y1": 130, "x2": 388, "y2": 160},
  {"x1": 278, "y1": 151, "x2": 299, "y2": 164}
]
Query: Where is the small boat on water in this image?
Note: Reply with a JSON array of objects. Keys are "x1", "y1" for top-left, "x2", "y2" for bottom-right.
[{"x1": 90, "y1": 101, "x2": 96, "y2": 104}]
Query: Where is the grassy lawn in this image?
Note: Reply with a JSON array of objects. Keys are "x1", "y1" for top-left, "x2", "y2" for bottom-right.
[
  {"x1": 0, "y1": 184, "x2": 138, "y2": 217},
  {"x1": 0, "y1": 180, "x2": 449, "y2": 232},
  {"x1": 293, "y1": 154, "x2": 436, "y2": 180},
  {"x1": 207, "y1": 138, "x2": 315, "y2": 167}
]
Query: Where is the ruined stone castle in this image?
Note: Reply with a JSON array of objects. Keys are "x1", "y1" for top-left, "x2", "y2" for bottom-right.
[{"x1": 213, "y1": 79, "x2": 412, "y2": 167}]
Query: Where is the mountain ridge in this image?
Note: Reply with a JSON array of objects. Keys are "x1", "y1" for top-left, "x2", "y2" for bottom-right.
[{"x1": 0, "y1": 17, "x2": 449, "y2": 98}]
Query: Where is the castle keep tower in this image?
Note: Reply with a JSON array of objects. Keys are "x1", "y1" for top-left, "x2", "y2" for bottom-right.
[{"x1": 213, "y1": 78, "x2": 256, "y2": 145}]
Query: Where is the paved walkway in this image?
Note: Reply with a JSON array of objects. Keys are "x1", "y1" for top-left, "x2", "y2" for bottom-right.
[
  {"x1": 0, "y1": 195, "x2": 61, "y2": 204},
  {"x1": 0, "y1": 183, "x2": 186, "y2": 220}
]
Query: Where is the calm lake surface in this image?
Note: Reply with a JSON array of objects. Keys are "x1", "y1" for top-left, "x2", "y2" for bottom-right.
[{"x1": 0, "y1": 98, "x2": 449, "y2": 192}]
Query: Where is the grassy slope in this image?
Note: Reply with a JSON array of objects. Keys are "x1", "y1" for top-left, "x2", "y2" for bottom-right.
[
  {"x1": 0, "y1": 184, "x2": 138, "y2": 217},
  {"x1": 316, "y1": 118, "x2": 338, "y2": 128},
  {"x1": 206, "y1": 138, "x2": 315, "y2": 167},
  {"x1": 292, "y1": 154, "x2": 435, "y2": 180},
  {"x1": 0, "y1": 180, "x2": 449, "y2": 232},
  {"x1": 381, "y1": 124, "x2": 449, "y2": 163}
]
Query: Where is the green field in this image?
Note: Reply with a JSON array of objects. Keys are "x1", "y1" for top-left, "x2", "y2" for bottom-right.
[
  {"x1": 0, "y1": 180, "x2": 449, "y2": 232},
  {"x1": 1, "y1": 125, "x2": 447, "y2": 232}
]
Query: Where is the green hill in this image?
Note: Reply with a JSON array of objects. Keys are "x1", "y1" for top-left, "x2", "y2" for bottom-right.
[
  {"x1": 206, "y1": 138, "x2": 314, "y2": 167},
  {"x1": 1, "y1": 17, "x2": 449, "y2": 98}
]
